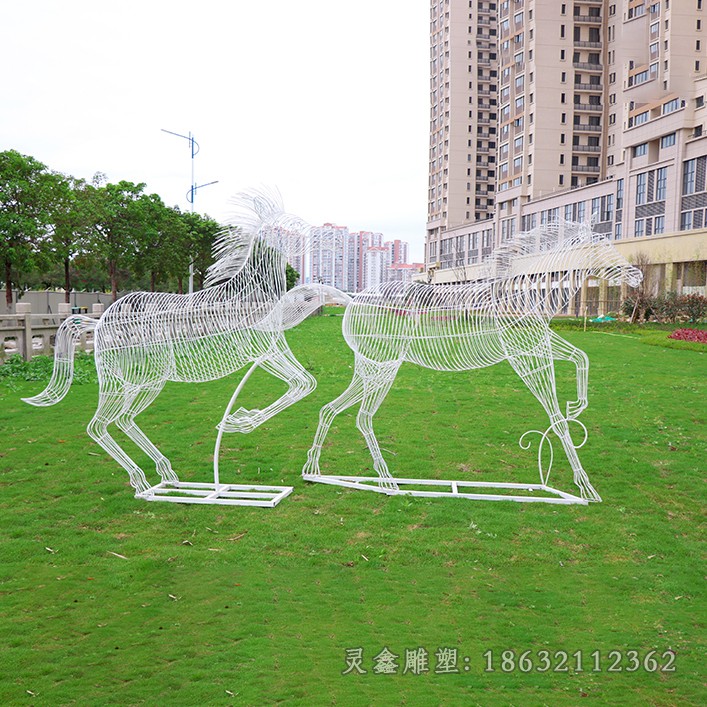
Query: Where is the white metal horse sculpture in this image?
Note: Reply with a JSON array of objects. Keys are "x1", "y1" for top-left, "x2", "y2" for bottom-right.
[
  {"x1": 302, "y1": 220, "x2": 642, "y2": 504},
  {"x1": 24, "y1": 189, "x2": 349, "y2": 504}
]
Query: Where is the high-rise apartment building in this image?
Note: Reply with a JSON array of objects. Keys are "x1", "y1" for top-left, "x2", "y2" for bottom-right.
[
  {"x1": 309, "y1": 223, "x2": 350, "y2": 289},
  {"x1": 386, "y1": 239, "x2": 410, "y2": 265},
  {"x1": 426, "y1": 0, "x2": 707, "y2": 301}
]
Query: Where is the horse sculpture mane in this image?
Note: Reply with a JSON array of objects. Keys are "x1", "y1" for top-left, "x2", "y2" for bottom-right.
[{"x1": 480, "y1": 219, "x2": 595, "y2": 282}]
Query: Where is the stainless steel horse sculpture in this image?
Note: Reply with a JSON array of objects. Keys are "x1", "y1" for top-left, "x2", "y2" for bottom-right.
[
  {"x1": 302, "y1": 220, "x2": 642, "y2": 504},
  {"x1": 24, "y1": 189, "x2": 349, "y2": 503}
]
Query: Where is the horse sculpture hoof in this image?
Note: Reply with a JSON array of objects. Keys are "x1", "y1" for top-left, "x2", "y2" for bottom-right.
[
  {"x1": 566, "y1": 401, "x2": 586, "y2": 420},
  {"x1": 219, "y1": 407, "x2": 265, "y2": 434}
]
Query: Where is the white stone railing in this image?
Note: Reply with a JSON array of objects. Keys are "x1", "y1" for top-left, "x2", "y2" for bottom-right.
[{"x1": 0, "y1": 302, "x2": 103, "y2": 361}]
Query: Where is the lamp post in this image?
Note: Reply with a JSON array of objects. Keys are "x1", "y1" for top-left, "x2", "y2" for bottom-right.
[{"x1": 161, "y1": 129, "x2": 218, "y2": 294}]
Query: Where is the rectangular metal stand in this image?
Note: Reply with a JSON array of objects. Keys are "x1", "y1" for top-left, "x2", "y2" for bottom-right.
[
  {"x1": 137, "y1": 481, "x2": 293, "y2": 507},
  {"x1": 303, "y1": 475, "x2": 588, "y2": 505}
]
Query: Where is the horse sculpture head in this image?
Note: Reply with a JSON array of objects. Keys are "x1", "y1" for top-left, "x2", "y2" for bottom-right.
[
  {"x1": 584, "y1": 229, "x2": 643, "y2": 288},
  {"x1": 204, "y1": 187, "x2": 314, "y2": 288}
]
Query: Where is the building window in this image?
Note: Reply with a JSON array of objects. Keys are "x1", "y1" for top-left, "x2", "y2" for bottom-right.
[
  {"x1": 654, "y1": 215, "x2": 665, "y2": 234},
  {"x1": 634, "y1": 219, "x2": 645, "y2": 237},
  {"x1": 636, "y1": 173, "x2": 647, "y2": 205},
  {"x1": 683, "y1": 159, "x2": 697, "y2": 195},
  {"x1": 680, "y1": 211, "x2": 693, "y2": 230},
  {"x1": 633, "y1": 143, "x2": 648, "y2": 157},
  {"x1": 660, "y1": 132, "x2": 676, "y2": 148},
  {"x1": 656, "y1": 167, "x2": 668, "y2": 201},
  {"x1": 663, "y1": 98, "x2": 681, "y2": 114}
]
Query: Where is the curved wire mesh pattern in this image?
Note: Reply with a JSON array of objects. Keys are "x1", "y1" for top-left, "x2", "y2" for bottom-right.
[
  {"x1": 303, "y1": 220, "x2": 643, "y2": 503},
  {"x1": 24, "y1": 189, "x2": 349, "y2": 500}
]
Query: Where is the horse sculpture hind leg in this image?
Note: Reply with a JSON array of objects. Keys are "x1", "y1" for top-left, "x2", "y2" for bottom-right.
[
  {"x1": 549, "y1": 330, "x2": 589, "y2": 420},
  {"x1": 115, "y1": 382, "x2": 178, "y2": 486},
  {"x1": 354, "y1": 357, "x2": 402, "y2": 492},
  {"x1": 87, "y1": 379, "x2": 153, "y2": 496},
  {"x1": 504, "y1": 326, "x2": 601, "y2": 502},
  {"x1": 302, "y1": 362, "x2": 366, "y2": 477}
]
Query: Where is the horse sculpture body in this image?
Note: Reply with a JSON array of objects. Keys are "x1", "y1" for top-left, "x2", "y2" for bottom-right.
[
  {"x1": 24, "y1": 189, "x2": 349, "y2": 497},
  {"x1": 303, "y1": 220, "x2": 642, "y2": 502}
]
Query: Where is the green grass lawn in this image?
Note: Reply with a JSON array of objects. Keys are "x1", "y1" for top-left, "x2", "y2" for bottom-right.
[{"x1": 0, "y1": 313, "x2": 704, "y2": 705}]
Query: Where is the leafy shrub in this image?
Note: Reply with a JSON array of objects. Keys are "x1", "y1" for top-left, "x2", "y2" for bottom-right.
[
  {"x1": 668, "y1": 328, "x2": 707, "y2": 344},
  {"x1": 654, "y1": 292, "x2": 681, "y2": 323},
  {"x1": 622, "y1": 293, "x2": 707, "y2": 323},
  {"x1": 0, "y1": 352, "x2": 97, "y2": 388},
  {"x1": 682, "y1": 294, "x2": 707, "y2": 323}
]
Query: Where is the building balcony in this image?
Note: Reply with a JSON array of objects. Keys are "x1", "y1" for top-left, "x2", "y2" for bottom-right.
[
  {"x1": 573, "y1": 62, "x2": 602, "y2": 71},
  {"x1": 573, "y1": 122, "x2": 602, "y2": 132},
  {"x1": 573, "y1": 14, "x2": 602, "y2": 23},
  {"x1": 571, "y1": 164, "x2": 601, "y2": 172},
  {"x1": 572, "y1": 144, "x2": 602, "y2": 152},
  {"x1": 575, "y1": 102, "x2": 603, "y2": 112},
  {"x1": 574, "y1": 40, "x2": 602, "y2": 49},
  {"x1": 574, "y1": 82, "x2": 603, "y2": 91}
]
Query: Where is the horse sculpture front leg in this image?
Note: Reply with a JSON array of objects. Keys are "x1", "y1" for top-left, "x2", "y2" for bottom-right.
[
  {"x1": 506, "y1": 338, "x2": 601, "y2": 502},
  {"x1": 219, "y1": 341, "x2": 316, "y2": 434}
]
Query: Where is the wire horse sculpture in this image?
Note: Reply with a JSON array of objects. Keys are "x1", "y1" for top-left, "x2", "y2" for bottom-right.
[
  {"x1": 302, "y1": 220, "x2": 642, "y2": 505},
  {"x1": 24, "y1": 188, "x2": 349, "y2": 506}
]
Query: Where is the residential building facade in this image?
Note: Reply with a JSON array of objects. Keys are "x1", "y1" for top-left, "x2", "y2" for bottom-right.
[{"x1": 425, "y1": 0, "x2": 707, "y2": 306}]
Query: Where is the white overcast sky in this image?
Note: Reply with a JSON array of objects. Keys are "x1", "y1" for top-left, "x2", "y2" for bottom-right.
[{"x1": 2, "y1": 0, "x2": 430, "y2": 260}]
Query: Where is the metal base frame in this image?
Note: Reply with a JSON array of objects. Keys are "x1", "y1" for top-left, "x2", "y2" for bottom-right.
[
  {"x1": 135, "y1": 363, "x2": 294, "y2": 508},
  {"x1": 303, "y1": 475, "x2": 589, "y2": 505},
  {"x1": 137, "y1": 481, "x2": 293, "y2": 507}
]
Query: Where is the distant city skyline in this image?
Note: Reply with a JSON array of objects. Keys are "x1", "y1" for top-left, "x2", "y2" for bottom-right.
[{"x1": 307, "y1": 224, "x2": 422, "y2": 292}]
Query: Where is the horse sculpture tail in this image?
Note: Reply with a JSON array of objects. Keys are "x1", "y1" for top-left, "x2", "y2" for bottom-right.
[
  {"x1": 279, "y1": 285, "x2": 351, "y2": 330},
  {"x1": 22, "y1": 315, "x2": 97, "y2": 407}
]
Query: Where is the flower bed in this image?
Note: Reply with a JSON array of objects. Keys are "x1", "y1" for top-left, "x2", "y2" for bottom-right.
[{"x1": 668, "y1": 328, "x2": 707, "y2": 344}]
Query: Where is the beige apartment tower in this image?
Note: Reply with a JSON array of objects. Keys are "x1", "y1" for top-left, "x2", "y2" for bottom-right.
[{"x1": 426, "y1": 0, "x2": 707, "y2": 301}]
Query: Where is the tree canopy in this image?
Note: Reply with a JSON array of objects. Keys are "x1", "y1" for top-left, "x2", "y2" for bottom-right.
[{"x1": 0, "y1": 150, "x2": 303, "y2": 305}]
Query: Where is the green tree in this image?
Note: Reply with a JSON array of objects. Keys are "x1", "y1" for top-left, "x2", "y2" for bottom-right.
[
  {"x1": 0, "y1": 150, "x2": 64, "y2": 308},
  {"x1": 132, "y1": 197, "x2": 192, "y2": 292},
  {"x1": 286, "y1": 263, "x2": 299, "y2": 290},
  {"x1": 182, "y1": 211, "x2": 221, "y2": 292},
  {"x1": 89, "y1": 179, "x2": 148, "y2": 301},
  {"x1": 46, "y1": 176, "x2": 98, "y2": 302}
]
